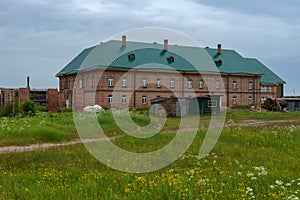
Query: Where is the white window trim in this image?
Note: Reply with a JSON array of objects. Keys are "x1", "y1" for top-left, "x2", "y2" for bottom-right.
[
  {"x1": 199, "y1": 80, "x2": 204, "y2": 89},
  {"x1": 216, "y1": 80, "x2": 220, "y2": 90},
  {"x1": 170, "y1": 79, "x2": 175, "y2": 88},
  {"x1": 108, "y1": 77, "x2": 113, "y2": 87},
  {"x1": 156, "y1": 79, "x2": 161, "y2": 88},
  {"x1": 108, "y1": 95, "x2": 113, "y2": 104},
  {"x1": 142, "y1": 79, "x2": 147, "y2": 88},
  {"x1": 188, "y1": 80, "x2": 193, "y2": 89},
  {"x1": 122, "y1": 78, "x2": 127, "y2": 87},
  {"x1": 142, "y1": 96, "x2": 147, "y2": 104},
  {"x1": 122, "y1": 95, "x2": 127, "y2": 104}
]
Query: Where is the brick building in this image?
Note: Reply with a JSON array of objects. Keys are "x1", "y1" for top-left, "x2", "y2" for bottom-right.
[
  {"x1": 56, "y1": 36, "x2": 285, "y2": 111},
  {"x1": 0, "y1": 78, "x2": 59, "y2": 115}
]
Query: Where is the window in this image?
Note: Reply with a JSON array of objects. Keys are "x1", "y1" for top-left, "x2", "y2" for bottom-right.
[
  {"x1": 142, "y1": 96, "x2": 147, "y2": 104},
  {"x1": 269, "y1": 86, "x2": 273, "y2": 93},
  {"x1": 122, "y1": 95, "x2": 127, "y2": 104},
  {"x1": 170, "y1": 79, "x2": 175, "y2": 88},
  {"x1": 108, "y1": 95, "x2": 113, "y2": 104},
  {"x1": 79, "y1": 78, "x2": 83, "y2": 88},
  {"x1": 108, "y1": 77, "x2": 113, "y2": 87},
  {"x1": 156, "y1": 79, "x2": 161, "y2": 88},
  {"x1": 248, "y1": 81, "x2": 253, "y2": 90},
  {"x1": 233, "y1": 81, "x2": 237, "y2": 90},
  {"x1": 248, "y1": 96, "x2": 253, "y2": 105},
  {"x1": 122, "y1": 77, "x2": 127, "y2": 87},
  {"x1": 142, "y1": 78, "x2": 147, "y2": 88},
  {"x1": 188, "y1": 80, "x2": 193, "y2": 89},
  {"x1": 261, "y1": 97, "x2": 266, "y2": 103},
  {"x1": 208, "y1": 100, "x2": 217, "y2": 107},
  {"x1": 216, "y1": 80, "x2": 220, "y2": 90},
  {"x1": 92, "y1": 77, "x2": 98, "y2": 87},
  {"x1": 199, "y1": 80, "x2": 204, "y2": 89},
  {"x1": 261, "y1": 86, "x2": 267, "y2": 93},
  {"x1": 233, "y1": 96, "x2": 237, "y2": 105}
]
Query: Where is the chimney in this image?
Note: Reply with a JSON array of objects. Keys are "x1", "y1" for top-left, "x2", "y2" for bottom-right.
[
  {"x1": 27, "y1": 76, "x2": 30, "y2": 88},
  {"x1": 217, "y1": 44, "x2": 222, "y2": 54},
  {"x1": 163, "y1": 39, "x2": 168, "y2": 51},
  {"x1": 122, "y1": 35, "x2": 126, "y2": 47}
]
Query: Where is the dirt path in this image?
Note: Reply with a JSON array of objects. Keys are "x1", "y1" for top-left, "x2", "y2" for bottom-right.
[
  {"x1": 0, "y1": 136, "x2": 120, "y2": 155},
  {"x1": 1, "y1": 119, "x2": 299, "y2": 155},
  {"x1": 226, "y1": 119, "x2": 300, "y2": 127}
]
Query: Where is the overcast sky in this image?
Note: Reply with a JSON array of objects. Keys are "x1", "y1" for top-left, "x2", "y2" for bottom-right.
[{"x1": 0, "y1": 0, "x2": 299, "y2": 95}]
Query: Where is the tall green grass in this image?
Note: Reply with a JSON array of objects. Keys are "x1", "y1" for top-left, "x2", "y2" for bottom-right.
[{"x1": 0, "y1": 111, "x2": 300, "y2": 199}]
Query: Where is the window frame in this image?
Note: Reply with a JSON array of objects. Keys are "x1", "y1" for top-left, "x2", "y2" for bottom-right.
[
  {"x1": 142, "y1": 96, "x2": 147, "y2": 104},
  {"x1": 122, "y1": 77, "x2": 127, "y2": 87},
  {"x1": 232, "y1": 81, "x2": 237, "y2": 90},
  {"x1": 108, "y1": 95, "x2": 113, "y2": 104},
  {"x1": 108, "y1": 77, "x2": 114, "y2": 87},
  {"x1": 208, "y1": 100, "x2": 217, "y2": 107},
  {"x1": 188, "y1": 80, "x2": 193, "y2": 89},
  {"x1": 199, "y1": 80, "x2": 204, "y2": 89},
  {"x1": 216, "y1": 80, "x2": 220, "y2": 90},
  {"x1": 142, "y1": 78, "x2": 147, "y2": 88},
  {"x1": 170, "y1": 79, "x2": 175, "y2": 89},
  {"x1": 156, "y1": 79, "x2": 161, "y2": 88},
  {"x1": 121, "y1": 95, "x2": 127, "y2": 104},
  {"x1": 248, "y1": 81, "x2": 253, "y2": 90},
  {"x1": 233, "y1": 96, "x2": 237, "y2": 105}
]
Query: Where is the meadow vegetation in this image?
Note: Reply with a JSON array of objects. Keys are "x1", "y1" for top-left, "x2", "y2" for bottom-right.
[{"x1": 0, "y1": 110, "x2": 300, "y2": 199}]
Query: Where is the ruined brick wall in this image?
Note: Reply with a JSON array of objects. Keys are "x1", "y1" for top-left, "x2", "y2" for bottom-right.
[
  {"x1": 47, "y1": 89, "x2": 59, "y2": 112},
  {"x1": 19, "y1": 88, "x2": 30, "y2": 105}
]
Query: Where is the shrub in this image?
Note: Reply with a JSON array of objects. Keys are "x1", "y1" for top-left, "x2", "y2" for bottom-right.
[
  {"x1": 58, "y1": 107, "x2": 73, "y2": 113},
  {"x1": 1, "y1": 102, "x2": 13, "y2": 117},
  {"x1": 21, "y1": 100, "x2": 35, "y2": 116}
]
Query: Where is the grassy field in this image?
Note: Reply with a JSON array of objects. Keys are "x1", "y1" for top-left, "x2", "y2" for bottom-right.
[{"x1": 0, "y1": 110, "x2": 300, "y2": 199}]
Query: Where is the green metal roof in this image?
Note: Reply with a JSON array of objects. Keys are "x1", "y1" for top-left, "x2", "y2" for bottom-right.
[
  {"x1": 245, "y1": 58, "x2": 285, "y2": 85},
  {"x1": 204, "y1": 47, "x2": 285, "y2": 85},
  {"x1": 204, "y1": 48, "x2": 262, "y2": 75},
  {"x1": 56, "y1": 40, "x2": 218, "y2": 76},
  {"x1": 56, "y1": 40, "x2": 285, "y2": 86}
]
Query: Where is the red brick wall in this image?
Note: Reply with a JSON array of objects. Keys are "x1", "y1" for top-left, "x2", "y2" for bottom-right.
[
  {"x1": 59, "y1": 68, "x2": 278, "y2": 109},
  {"x1": 19, "y1": 88, "x2": 30, "y2": 105},
  {"x1": 47, "y1": 89, "x2": 59, "y2": 112}
]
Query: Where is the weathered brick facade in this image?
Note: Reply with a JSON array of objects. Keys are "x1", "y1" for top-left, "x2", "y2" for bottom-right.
[{"x1": 57, "y1": 68, "x2": 283, "y2": 110}]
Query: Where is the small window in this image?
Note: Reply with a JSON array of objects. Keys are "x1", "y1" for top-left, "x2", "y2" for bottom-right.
[
  {"x1": 79, "y1": 78, "x2": 83, "y2": 88},
  {"x1": 142, "y1": 78, "x2": 147, "y2": 88},
  {"x1": 216, "y1": 80, "x2": 220, "y2": 90},
  {"x1": 261, "y1": 97, "x2": 266, "y2": 103},
  {"x1": 142, "y1": 96, "x2": 147, "y2": 104},
  {"x1": 248, "y1": 96, "x2": 253, "y2": 105},
  {"x1": 199, "y1": 80, "x2": 204, "y2": 89},
  {"x1": 108, "y1": 77, "x2": 113, "y2": 87},
  {"x1": 122, "y1": 77, "x2": 127, "y2": 87},
  {"x1": 233, "y1": 81, "x2": 237, "y2": 90},
  {"x1": 269, "y1": 86, "x2": 273, "y2": 93},
  {"x1": 170, "y1": 79, "x2": 175, "y2": 88},
  {"x1": 188, "y1": 80, "x2": 192, "y2": 89},
  {"x1": 92, "y1": 77, "x2": 98, "y2": 87},
  {"x1": 233, "y1": 96, "x2": 237, "y2": 105},
  {"x1": 248, "y1": 81, "x2": 253, "y2": 90},
  {"x1": 122, "y1": 95, "x2": 127, "y2": 104},
  {"x1": 156, "y1": 79, "x2": 161, "y2": 88},
  {"x1": 208, "y1": 100, "x2": 217, "y2": 107},
  {"x1": 261, "y1": 86, "x2": 267, "y2": 93},
  {"x1": 108, "y1": 95, "x2": 113, "y2": 104}
]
